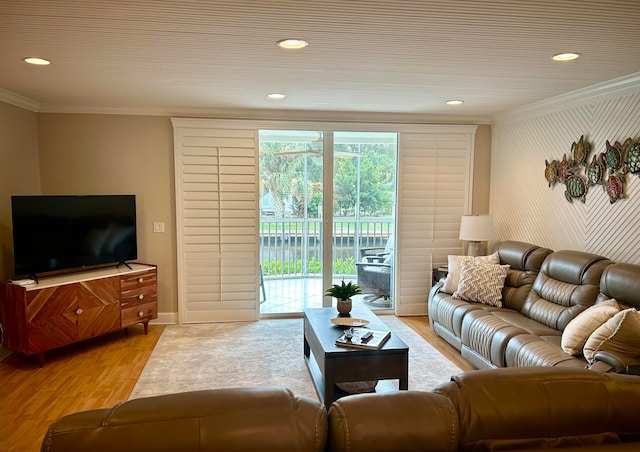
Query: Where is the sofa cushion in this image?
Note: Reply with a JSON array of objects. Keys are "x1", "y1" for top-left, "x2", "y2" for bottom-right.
[
  {"x1": 443, "y1": 252, "x2": 499, "y2": 294},
  {"x1": 522, "y1": 250, "x2": 613, "y2": 331},
  {"x1": 504, "y1": 334, "x2": 587, "y2": 368},
  {"x1": 561, "y1": 299, "x2": 620, "y2": 356},
  {"x1": 583, "y1": 308, "x2": 640, "y2": 363},
  {"x1": 453, "y1": 260, "x2": 510, "y2": 307},
  {"x1": 599, "y1": 263, "x2": 640, "y2": 310}
]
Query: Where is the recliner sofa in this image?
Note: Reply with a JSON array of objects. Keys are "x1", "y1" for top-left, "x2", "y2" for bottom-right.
[
  {"x1": 428, "y1": 241, "x2": 640, "y2": 372},
  {"x1": 42, "y1": 368, "x2": 640, "y2": 451}
]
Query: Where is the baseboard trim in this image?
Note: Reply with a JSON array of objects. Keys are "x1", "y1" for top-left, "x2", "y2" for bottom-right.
[{"x1": 152, "y1": 312, "x2": 178, "y2": 325}]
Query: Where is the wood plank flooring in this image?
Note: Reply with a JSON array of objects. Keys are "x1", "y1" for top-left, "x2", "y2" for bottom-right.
[
  {"x1": 0, "y1": 316, "x2": 472, "y2": 452},
  {"x1": 0, "y1": 325, "x2": 164, "y2": 452}
]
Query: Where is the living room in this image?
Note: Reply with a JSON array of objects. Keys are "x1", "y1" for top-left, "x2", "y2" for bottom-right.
[{"x1": 2, "y1": 1, "x2": 640, "y2": 450}]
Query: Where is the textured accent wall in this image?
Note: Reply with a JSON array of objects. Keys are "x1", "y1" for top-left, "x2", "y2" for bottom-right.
[{"x1": 492, "y1": 85, "x2": 640, "y2": 263}]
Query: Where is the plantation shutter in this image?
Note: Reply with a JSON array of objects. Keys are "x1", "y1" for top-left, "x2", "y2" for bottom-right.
[
  {"x1": 396, "y1": 127, "x2": 475, "y2": 315},
  {"x1": 173, "y1": 119, "x2": 259, "y2": 323}
]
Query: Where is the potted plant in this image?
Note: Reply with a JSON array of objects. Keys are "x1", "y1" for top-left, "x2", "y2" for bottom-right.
[{"x1": 325, "y1": 280, "x2": 362, "y2": 315}]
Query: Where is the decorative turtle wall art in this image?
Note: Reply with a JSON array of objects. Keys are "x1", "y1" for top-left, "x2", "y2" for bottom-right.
[
  {"x1": 586, "y1": 154, "x2": 604, "y2": 188},
  {"x1": 544, "y1": 135, "x2": 639, "y2": 204},
  {"x1": 571, "y1": 135, "x2": 590, "y2": 167},
  {"x1": 624, "y1": 138, "x2": 640, "y2": 175},
  {"x1": 544, "y1": 159, "x2": 559, "y2": 187},
  {"x1": 565, "y1": 175, "x2": 587, "y2": 203}
]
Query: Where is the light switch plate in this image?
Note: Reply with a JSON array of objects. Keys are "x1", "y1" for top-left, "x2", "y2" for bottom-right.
[{"x1": 153, "y1": 222, "x2": 165, "y2": 233}]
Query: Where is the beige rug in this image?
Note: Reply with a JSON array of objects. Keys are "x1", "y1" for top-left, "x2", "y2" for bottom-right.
[{"x1": 130, "y1": 316, "x2": 463, "y2": 401}]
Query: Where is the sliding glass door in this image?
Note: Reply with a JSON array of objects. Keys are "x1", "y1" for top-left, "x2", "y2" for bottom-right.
[{"x1": 259, "y1": 130, "x2": 397, "y2": 315}]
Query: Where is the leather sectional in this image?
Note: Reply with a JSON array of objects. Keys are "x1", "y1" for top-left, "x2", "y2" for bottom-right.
[
  {"x1": 42, "y1": 368, "x2": 640, "y2": 451},
  {"x1": 428, "y1": 240, "x2": 640, "y2": 372}
]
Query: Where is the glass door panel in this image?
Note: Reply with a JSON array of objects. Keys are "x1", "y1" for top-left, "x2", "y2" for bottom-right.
[
  {"x1": 259, "y1": 129, "x2": 398, "y2": 315},
  {"x1": 259, "y1": 130, "x2": 324, "y2": 314},
  {"x1": 333, "y1": 132, "x2": 398, "y2": 310}
]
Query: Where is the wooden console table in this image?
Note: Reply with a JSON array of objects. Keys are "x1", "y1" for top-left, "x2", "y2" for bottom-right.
[{"x1": 0, "y1": 263, "x2": 157, "y2": 366}]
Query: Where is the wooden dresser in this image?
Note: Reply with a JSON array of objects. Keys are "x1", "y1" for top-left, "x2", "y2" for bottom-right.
[{"x1": 0, "y1": 263, "x2": 157, "y2": 366}]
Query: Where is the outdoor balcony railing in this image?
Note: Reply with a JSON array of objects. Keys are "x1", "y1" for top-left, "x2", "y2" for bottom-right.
[{"x1": 260, "y1": 218, "x2": 393, "y2": 279}]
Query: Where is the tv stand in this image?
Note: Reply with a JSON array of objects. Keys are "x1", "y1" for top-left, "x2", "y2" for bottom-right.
[
  {"x1": 0, "y1": 263, "x2": 157, "y2": 366},
  {"x1": 117, "y1": 261, "x2": 133, "y2": 270}
]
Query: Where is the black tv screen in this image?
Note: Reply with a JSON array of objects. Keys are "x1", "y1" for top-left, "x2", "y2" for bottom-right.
[{"x1": 11, "y1": 195, "x2": 137, "y2": 278}]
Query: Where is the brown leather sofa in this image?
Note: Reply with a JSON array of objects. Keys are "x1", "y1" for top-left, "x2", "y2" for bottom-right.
[
  {"x1": 40, "y1": 386, "x2": 327, "y2": 452},
  {"x1": 429, "y1": 241, "x2": 553, "y2": 354},
  {"x1": 328, "y1": 367, "x2": 640, "y2": 451},
  {"x1": 426, "y1": 241, "x2": 640, "y2": 371},
  {"x1": 42, "y1": 368, "x2": 640, "y2": 451}
]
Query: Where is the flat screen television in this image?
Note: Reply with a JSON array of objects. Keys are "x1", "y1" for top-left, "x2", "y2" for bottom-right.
[{"x1": 11, "y1": 195, "x2": 137, "y2": 278}]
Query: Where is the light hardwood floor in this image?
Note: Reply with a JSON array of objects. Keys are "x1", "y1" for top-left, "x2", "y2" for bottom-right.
[
  {"x1": 0, "y1": 316, "x2": 472, "y2": 452},
  {"x1": 0, "y1": 325, "x2": 164, "y2": 452}
]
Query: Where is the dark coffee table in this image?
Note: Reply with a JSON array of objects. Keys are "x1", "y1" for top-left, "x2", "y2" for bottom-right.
[{"x1": 303, "y1": 304, "x2": 409, "y2": 407}]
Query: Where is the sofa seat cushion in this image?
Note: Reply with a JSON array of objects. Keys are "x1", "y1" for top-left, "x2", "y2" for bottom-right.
[
  {"x1": 490, "y1": 309, "x2": 562, "y2": 337},
  {"x1": 505, "y1": 334, "x2": 587, "y2": 368},
  {"x1": 461, "y1": 310, "x2": 529, "y2": 368}
]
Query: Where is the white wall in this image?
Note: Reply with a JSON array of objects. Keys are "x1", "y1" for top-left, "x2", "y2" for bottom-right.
[{"x1": 491, "y1": 74, "x2": 640, "y2": 263}]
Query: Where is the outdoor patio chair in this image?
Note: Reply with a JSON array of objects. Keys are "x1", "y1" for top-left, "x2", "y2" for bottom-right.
[{"x1": 356, "y1": 252, "x2": 392, "y2": 306}]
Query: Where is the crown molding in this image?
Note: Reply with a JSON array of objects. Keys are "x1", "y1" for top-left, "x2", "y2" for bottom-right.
[
  {"x1": 0, "y1": 88, "x2": 40, "y2": 112},
  {"x1": 492, "y1": 72, "x2": 640, "y2": 126},
  {"x1": 36, "y1": 103, "x2": 492, "y2": 125}
]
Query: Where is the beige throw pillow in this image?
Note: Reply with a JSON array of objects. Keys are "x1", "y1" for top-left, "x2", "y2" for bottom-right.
[
  {"x1": 583, "y1": 308, "x2": 640, "y2": 363},
  {"x1": 442, "y1": 252, "x2": 500, "y2": 294},
  {"x1": 561, "y1": 299, "x2": 620, "y2": 356},
  {"x1": 452, "y1": 259, "x2": 510, "y2": 307}
]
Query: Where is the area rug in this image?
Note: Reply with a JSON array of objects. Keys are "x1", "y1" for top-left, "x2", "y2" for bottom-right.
[{"x1": 130, "y1": 316, "x2": 463, "y2": 401}]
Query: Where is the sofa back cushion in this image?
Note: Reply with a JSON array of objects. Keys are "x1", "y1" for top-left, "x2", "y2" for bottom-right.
[
  {"x1": 521, "y1": 250, "x2": 613, "y2": 331},
  {"x1": 493, "y1": 241, "x2": 553, "y2": 311},
  {"x1": 327, "y1": 390, "x2": 458, "y2": 452},
  {"x1": 597, "y1": 262, "x2": 640, "y2": 310},
  {"x1": 41, "y1": 387, "x2": 327, "y2": 452},
  {"x1": 434, "y1": 367, "x2": 640, "y2": 451}
]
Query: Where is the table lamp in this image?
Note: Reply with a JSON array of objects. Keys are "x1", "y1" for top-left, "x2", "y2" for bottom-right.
[{"x1": 459, "y1": 214, "x2": 496, "y2": 256}]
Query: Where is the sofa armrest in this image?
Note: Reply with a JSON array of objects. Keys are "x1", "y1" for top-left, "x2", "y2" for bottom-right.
[
  {"x1": 591, "y1": 350, "x2": 640, "y2": 373},
  {"x1": 327, "y1": 391, "x2": 458, "y2": 452}
]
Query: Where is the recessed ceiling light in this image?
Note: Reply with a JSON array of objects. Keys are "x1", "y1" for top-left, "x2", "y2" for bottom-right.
[
  {"x1": 552, "y1": 52, "x2": 580, "y2": 61},
  {"x1": 277, "y1": 39, "x2": 309, "y2": 50},
  {"x1": 267, "y1": 93, "x2": 286, "y2": 100},
  {"x1": 446, "y1": 100, "x2": 464, "y2": 106},
  {"x1": 23, "y1": 57, "x2": 51, "y2": 65}
]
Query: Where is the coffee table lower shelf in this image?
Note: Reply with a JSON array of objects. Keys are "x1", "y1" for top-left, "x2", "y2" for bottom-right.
[{"x1": 304, "y1": 350, "x2": 404, "y2": 404}]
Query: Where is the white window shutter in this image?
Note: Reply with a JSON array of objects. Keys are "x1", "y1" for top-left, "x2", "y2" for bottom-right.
[
  {"x1": 396, "y1": 130, "x2": 474, "y2": 315},
  {"x1": 173, "y1": 120, "x2": 259, "y2": 323}
]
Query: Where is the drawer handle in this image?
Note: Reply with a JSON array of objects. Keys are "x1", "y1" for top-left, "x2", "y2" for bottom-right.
[
  {"x1": 138, "y1": 311, "x2": 145, "y2": 317},
  {"x1": 76, "y1": 308, "x2": 83, "y2": 315},
  {"x1": 138, "y1": 277, "x2": 144, "y2": 283},
  {"x1": 138, "y1": 294, "x2": 144, "y2": 300}
]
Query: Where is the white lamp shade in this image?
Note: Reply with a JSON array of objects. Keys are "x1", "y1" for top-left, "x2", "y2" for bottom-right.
[{"x1": 459, "y1": 215, "x2": 496, "y2": 242}]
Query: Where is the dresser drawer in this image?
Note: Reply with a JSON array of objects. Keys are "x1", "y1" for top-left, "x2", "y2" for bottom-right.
[
  {"x1": 121, "y1": 301, "x2": 157, "y2": 328},
  {"x1": 121, "y1": 269, "x2": 157, "y2": 308}
]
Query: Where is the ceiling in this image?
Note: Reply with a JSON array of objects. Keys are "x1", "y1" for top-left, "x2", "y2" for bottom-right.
[{"x1": 2, "y1": 0, "x2": 640, "y2": 120}]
